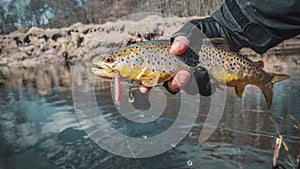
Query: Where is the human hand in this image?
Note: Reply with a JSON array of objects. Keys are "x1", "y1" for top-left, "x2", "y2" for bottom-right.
[
  {"x1": 140, "y1": 17, "x2": 221, "y2": 95},
  {"x1": 139, "y1": 36, "x2": 191, "y2": 94}
]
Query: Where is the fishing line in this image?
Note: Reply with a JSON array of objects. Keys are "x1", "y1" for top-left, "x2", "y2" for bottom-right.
[{"x1": 122, "y1": 119, "x2": 145, "y2": 169}]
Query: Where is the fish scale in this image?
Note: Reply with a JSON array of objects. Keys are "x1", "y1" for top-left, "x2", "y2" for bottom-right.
[{"x1": 91, "y1": 38, "x2": 289, "y2": 108}]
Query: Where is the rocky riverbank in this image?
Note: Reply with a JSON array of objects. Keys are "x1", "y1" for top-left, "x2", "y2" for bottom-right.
[{"x1": 0, "y1": 14, "x2": 299, "y2": 68}]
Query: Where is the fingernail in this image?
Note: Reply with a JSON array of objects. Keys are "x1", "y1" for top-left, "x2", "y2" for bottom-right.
[
  {"x1": 139, "y1": 85, "x2": 150, "y2": 94},
  {"x1": 178, "y1": 73, "x2": 190, "y2": 85},
  {"x1": 173, "y1": 71, "x2": 190, "y2": 89},
  {"x1": 170, "y1": 41, "x2": 182, "y2": 52}
]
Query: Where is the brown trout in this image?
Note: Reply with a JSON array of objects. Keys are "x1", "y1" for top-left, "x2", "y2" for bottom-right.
[{"x1": 91, "y1": 38, "x2": 289, "y2": 108}]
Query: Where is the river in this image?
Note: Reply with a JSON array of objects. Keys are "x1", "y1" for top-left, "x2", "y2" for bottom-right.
[{"x1": 0, "y1": 56, "x2": 299, "y2": 169}]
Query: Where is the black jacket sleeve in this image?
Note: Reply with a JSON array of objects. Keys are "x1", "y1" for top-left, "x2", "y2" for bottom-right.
[
  {"x1": 171, "y1": 0, "x2": 300, "y2": 54},
  {"x1": 212, "y1": 0, "x2": 300, "y2": 54}
]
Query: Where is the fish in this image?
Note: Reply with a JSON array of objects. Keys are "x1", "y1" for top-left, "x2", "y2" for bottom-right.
[{"x1": 91, "y1": 38, "x2": 289, "y2": 108}]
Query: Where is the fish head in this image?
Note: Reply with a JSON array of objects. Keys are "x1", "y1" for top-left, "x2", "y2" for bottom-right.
[
  {"x1": 91, "y1": 46, "x2": 144, "y2": 79},
  {"x1": 91, "y1": 51, "x2": 118, "y2": 78}
]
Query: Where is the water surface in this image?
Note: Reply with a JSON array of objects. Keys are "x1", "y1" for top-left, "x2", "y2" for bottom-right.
[{"x1": 0, "y1": 59, "x2": 299, "y2": 169}]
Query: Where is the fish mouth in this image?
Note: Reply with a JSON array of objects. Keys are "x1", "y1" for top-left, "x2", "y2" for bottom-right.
[{"x1": 91, "y1": 63, "x2": 114, "y2": 79}]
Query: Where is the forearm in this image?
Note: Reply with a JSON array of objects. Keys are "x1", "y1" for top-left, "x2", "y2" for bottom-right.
[
  {"x1": 173, "y1": 0, "x2": 300, "y2": 54},
  {"x1": 213, "y1": 0, "x2": 300, "y2": 54}
]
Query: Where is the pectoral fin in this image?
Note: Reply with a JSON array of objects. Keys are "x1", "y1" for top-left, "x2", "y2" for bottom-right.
[
  {"x1": 235, "y1": 84, "x2": 246, "y2": 98},
  {"x1": 140, "y1": 72, "x2": 160, "y2": 87}
]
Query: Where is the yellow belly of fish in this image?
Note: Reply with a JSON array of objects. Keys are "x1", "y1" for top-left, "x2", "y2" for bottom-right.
[{"x1": 211, "y1": 69, "x2": 244, "y2": 87}]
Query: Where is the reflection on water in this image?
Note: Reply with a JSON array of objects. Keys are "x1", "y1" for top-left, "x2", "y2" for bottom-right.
[{"x1": 0, "y1": 60, "x2": 299, "y2": 169}]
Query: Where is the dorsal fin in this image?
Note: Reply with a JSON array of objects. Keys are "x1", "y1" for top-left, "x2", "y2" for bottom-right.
[
  {"x1": 206, "y1": 38, "x2": 230, "y2": 50},
  {"x1": 254, "y1": 60, "x2": 264, "y2": 68}
]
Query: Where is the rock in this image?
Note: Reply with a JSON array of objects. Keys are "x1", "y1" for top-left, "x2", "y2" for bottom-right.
[{"x1": 0, "y1": 14, "x2": 299, "y2": 67}]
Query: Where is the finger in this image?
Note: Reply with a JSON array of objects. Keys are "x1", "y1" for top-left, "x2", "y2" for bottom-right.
[
  {"x1": 139, "y1": 85, "x2": 152, "y2": 94},
  {"x1": 170, "y1": 36, "x2": 190, "y2": 55},
  {"x1": 168, "y1": 70, "x2": 190, "y2": 91}
]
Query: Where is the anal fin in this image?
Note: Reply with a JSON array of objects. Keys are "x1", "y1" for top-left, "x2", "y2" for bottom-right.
[{"x1": 235, "y1": 84, "x2": 246, "y2": 99}]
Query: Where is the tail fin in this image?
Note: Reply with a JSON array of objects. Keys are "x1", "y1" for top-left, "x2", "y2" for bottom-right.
[{"x1": 258, "y1": 73, "x2": 290, "y2": 108}]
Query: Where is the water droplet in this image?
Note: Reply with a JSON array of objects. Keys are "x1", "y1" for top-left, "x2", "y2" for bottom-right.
[
  {"x1": 188, "y1": 132, "x2": 192, "y2": 138},
  {"x1": 139, "y1": 112, "x2": 145, "y2": 118},
  {"x1": 151, "y1": 115, "x2": 155, "y2": 118},
  {"x1": 171, "y1": 143, "x2": 176, "y2": 148},
  {"x1": 142, "y1": 135, "x2": 147, "y2": 139},
  {"x1": 128, "y1": 96, "x2": 135, "y2": 103},
  {"x1": 128, "y1": 82, "x2": 135, "y2": 103},
  {"x1": 187, "y1": 160, "x2": 193, "y2": 166},
  {"x1": 83, "y1": 135, "x2": 89, "y2": 139}
]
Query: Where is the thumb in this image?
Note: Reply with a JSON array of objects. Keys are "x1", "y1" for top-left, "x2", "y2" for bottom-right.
[{"x1": 170, "y1": 36, "x2": 190, "y2": 55}]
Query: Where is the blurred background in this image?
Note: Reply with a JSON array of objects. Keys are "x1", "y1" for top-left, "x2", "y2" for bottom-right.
[
  {"x1": 0, "y1": 1, "x2": 300, "y2": 169},
  {"x1": 0, "y1": 0, "x2": 223, "y2": 34}
]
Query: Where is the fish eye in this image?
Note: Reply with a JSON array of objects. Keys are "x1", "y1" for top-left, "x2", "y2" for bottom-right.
[{"x1": 104, "y1": 56, "x2": 114, "y2": 63}]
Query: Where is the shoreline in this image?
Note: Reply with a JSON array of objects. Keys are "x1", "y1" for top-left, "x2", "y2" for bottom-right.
[{"x1": 0, "y1": 15, "x2": 299, "y2": 68}]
